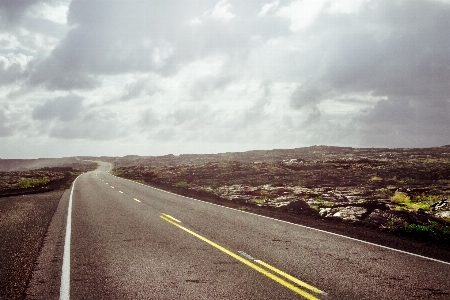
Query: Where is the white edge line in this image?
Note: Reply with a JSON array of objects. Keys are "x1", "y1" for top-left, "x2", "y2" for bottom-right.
[
  {"x1": 60, "y1": 174, "x2": 81, "y2": 300},
  {"x1": 104, "y1": 162, "x2": 450, "y2": 266}
]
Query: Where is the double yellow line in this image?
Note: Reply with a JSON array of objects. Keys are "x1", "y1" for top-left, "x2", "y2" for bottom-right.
[{"x1": 160, "y1": 213, "x2": 325, "y2": 299}]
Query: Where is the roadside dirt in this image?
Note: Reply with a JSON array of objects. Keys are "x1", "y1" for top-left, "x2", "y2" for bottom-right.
[{"x1": 0, "y1": 190, "x2": 65, "y2": 300}]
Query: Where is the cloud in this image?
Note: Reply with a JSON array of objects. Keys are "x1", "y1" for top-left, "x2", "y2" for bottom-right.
[
  {"x1": 355, "y1": 97, "x2": 450, "y2": 147},
  {"x1": 138, "y1": 109, "x2": 160, "y2": 129},
  {"x1": 206, "y1": 0, "x2": 236, "y2": 21},
  {"x1": 32, "y1": 94, "x2": 83, "y2": 121},
  {"x1": 276, "y1": 0, "x2": 326, "y2": 31},
  {"x1": 26, "y1": 0, "x2": 290, "y2": 91},
  {"x1": 0, "y1": 106, "x2": 12, "y2": 136},
  {"x1": 281, "y1": 0, "x2": 450, "y2": 146},
  {"x1": 303, "y1": 106, "x2": 321, "y2": 126},
  {"x1": 27, "y1": 1, "x2": 69, "y2": 24},
  {"x1": 259, "y1": 1, "x2": 279, "y2": 17},
  {"x1": 120, "y1": 78, "x2": 152, "y2": 102},
  {"x1": 1, "y1": 0, "x2": 450, "y2": 158},
  {"x1": 49, "y1": 109, "x2": 125, "y2": 140},
  {"x1": 0, "y1": 53, "x2": 33, "y2": 86},
  {"x1": 290, "y1": 84, "x2": 327, "y2": 109},
  {"x1": 0, "y1": 0, "x2": 44, "y2": 26}
]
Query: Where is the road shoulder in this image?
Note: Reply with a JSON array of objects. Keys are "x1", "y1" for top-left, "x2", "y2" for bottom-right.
[{"x1": 25, "y1": 189, "x2": 70, "y2": 300}]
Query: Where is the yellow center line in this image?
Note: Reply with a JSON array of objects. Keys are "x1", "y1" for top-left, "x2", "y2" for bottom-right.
[
  {"x1": 159, "y1": 214, "x2": 323, "y2": 300},
  {"x1": 254, "y1": 260, "x2": 323, "y2": 294},
  {"x1": 133, "y1": 198, "x2": 141, "y2": 202},
  {"x1": 161, "y1": 213, "x2": 181, "y2": 223}
]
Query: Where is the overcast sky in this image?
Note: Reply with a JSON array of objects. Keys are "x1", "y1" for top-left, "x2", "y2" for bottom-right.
[{"x1": 0, "y1": 0, "x2": 449, "y2": 158}]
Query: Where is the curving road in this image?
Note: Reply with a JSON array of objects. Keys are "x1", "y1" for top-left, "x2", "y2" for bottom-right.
[{"x1": 26, "y1": 162, "x2": 450, "y2": 299}]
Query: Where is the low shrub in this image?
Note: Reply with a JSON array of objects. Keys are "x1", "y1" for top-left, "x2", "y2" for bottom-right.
[
  {"x1": 174, "y1": 181, "x2": 190, "y2": 188},
  {"x1": 404, "y1": 221, "x2": 450, "y2": 238}
]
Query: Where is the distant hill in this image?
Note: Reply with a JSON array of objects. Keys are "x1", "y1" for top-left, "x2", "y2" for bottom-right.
[
  {"x1": 104, "y1": 145, "x2": 450, "y2": 168},
  {"x1": 3, "y1": 145, "x2": 450, "y2": 171}
]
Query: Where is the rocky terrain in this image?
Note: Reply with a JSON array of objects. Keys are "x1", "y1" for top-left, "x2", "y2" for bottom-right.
[
  {"x1": 0, "y1": 161, "x2": 97, "y2": 197},
  {"x1": 110, "y1": 145, "x2": 450, "y2": 244}
]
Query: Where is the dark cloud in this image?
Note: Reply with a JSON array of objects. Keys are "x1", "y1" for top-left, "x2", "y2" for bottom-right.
[
  {"x1": 32, "y1": 94, "x2": 83, "y2": 121},
  {"x1": 355, "y1": 97, "x2": 450, "y2": 147},
  {"x1": 303, "y1": 106, "x2": 321, "y2": 126},
  {"x1": 0, "y1": 0, "x2": 47, "y2": 26},
  {"x1": 290, "y1": 0, "x2": 450, "y2": 105},
  {"x1": 284, "y1": 0, "x2": 450, "y2": 147},
  {"x1": 0, "y1": 55, "x2": 30, "y2": 86},
  {"x1": 290, "y1": 83, "x2": 330, "y2": 109},
  {"x1": 44, "y1": 108, "x2": 125, "y2": 140}
]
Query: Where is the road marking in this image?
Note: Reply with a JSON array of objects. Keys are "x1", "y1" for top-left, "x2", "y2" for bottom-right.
[
  {"x1": 106, "y1": 183, "x2": 109, "y2": 185},
  {"x1": 237, "y1": 251, "x2": 255, "y2": 260},
  {"x1": 111, "y1": 186, "x2": 114, "y2": 188},
  {"x1": 110, "y1": 172, "x2": 450, "y2": 266},
  {"x1": 160, "y1": 214, "x2": 324, "y2": 299},
  {"x1": 255, "y1": 260, "x2": 324, "y2": 294},
  {"x1": 60, "y1": 175, "x2": 81, "y2": 300},
  {"x1": 133, "y1": 198, "x2": 141, "y2": 202},
  {"x1": 161, "y1": 213, "x2": 181, "y2": 223},
  {"x1": 119, "y1": 191, "x2": 123, "y2": 194}
]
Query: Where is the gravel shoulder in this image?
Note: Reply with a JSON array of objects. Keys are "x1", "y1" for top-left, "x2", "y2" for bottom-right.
[{"x1": 0, "y1": 190, "x2": 65, "y2": 300}]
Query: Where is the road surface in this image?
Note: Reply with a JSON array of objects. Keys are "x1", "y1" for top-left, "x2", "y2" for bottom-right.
[{"x1": 26, "y1": 162, "x2": 450, "y2": 299}]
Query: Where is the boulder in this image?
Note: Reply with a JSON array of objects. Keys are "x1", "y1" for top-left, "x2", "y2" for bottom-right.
[
  {"x1": 434, "y1": 211, "x2": 450, "y2": 220},
  {"x1": 319, "y1": 206, "x2": 367, "y2": 221}
]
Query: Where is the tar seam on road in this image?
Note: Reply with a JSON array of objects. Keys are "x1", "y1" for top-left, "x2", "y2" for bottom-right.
[
  {"x1": 160, "y1": 213, "x2": 325, "y2": 299},
  {"x1": 106, "y1": 168, "x2": 450, "y2": 267},
  {"x1": 60, "y1": 175, "x2": 81, "y2": 300}
]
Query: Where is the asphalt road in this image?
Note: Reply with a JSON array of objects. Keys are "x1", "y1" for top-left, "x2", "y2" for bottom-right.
[{"x1": 26, "y1": 162, "x2": 450, "y2": 299}]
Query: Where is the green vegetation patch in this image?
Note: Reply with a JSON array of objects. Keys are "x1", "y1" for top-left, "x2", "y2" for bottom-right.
[
  {"x1": 369, "y1": 176, "x2": 383, "y2": 181},
  {"x1": 174, "y1": 181, "x2": 191, "y2": 188},
  {"x1": 404, "y1": 221, "x2": 450, "y2": 238},
  {"x1": 316, "y1": 198, "x2": 334, "y2": 207},
  {"x1": 391, "y1": 191, "x2": 441, "y2": 211},
  {"x1": 254, "y1": 194, "x2": 277, "y2": 204},
  {"x1": 14, "y1": 178, "x2": 50, "y2": 188},
  {"x1": 113, "y1": 169, "x2": 124, "y2": 176}
]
